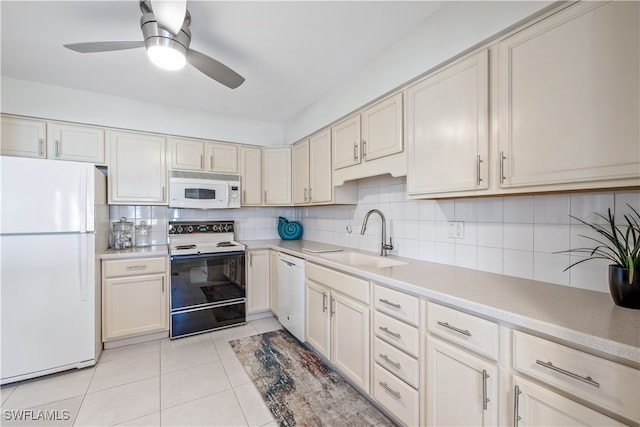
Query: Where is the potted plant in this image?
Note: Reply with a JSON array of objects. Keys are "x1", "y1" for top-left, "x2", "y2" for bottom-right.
[{"x1": 560, "y1": 205, "x2": 640, "y2": 309}]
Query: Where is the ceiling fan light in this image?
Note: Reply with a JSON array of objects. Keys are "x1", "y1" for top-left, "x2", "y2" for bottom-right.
[{"x1": 147, "y1": 44, "x2": 186, "y2": 70}]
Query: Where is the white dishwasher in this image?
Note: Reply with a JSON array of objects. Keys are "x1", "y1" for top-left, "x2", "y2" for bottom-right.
[{"x1": 277, "y1": 252, "x2": 306, "y2": 342}]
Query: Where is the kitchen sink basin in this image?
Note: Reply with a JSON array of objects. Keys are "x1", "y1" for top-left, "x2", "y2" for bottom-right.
[{"x1": 320, "y1": 251, "x2": 407, "y2": 268}]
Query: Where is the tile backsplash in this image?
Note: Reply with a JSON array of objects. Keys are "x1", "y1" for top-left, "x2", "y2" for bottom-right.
[{"x1": 110, "y1": 176, "x2": 640, "y2": 295}]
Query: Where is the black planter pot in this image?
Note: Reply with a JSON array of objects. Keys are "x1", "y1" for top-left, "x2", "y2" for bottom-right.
[{"x1": 609, "y1": 265, "x2": 640, "y2": 309}]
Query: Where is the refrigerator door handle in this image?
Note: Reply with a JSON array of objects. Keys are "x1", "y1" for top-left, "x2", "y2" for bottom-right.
[{"x1": 79, "y1": 235, "x2": 88, "y2": 301}]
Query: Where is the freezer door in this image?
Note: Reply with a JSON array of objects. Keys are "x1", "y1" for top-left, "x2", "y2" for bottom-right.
[
  {"x1": 0, "y1": 233, "x2": 96, "y2": 383},
  {"x1": 0, "y1": 156, "x2": 95, "y2": 233}
]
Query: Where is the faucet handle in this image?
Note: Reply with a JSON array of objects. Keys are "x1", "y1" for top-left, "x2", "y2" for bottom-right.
[{"x1": 382, "y1": 237, "x2": 394, "y2": 252}]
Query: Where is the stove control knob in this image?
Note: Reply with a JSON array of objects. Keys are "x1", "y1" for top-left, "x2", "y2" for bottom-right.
[
  {"x1": 187, "y1": 225, "x2": 194, "y2": 233},
  {"x1": 176, "y1": 226, "x2": 183, "y2": 234},
  {"x1": 212, "y1": 224, "x2": 219, "y2": 232},
  {"x1": 224, "y1": 224, "x2": 230, "y2": 231}
]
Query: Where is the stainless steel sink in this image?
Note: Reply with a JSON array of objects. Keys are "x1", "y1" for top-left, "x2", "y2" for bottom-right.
[{"x1": 320, "y1": 251, "x2": 408, "y2": 268}]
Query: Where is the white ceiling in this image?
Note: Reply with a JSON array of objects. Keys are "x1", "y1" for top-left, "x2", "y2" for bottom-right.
[{"x1": 1, "y1": 1, "x2": 443, "y2": 124}]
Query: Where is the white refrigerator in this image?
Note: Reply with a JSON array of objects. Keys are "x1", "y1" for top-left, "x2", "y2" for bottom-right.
[{"x1": 0, "y1": 156, "x2": 108, "y2": 384}]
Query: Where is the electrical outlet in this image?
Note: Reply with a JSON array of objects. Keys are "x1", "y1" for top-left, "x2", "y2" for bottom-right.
[{"x1": 448, "y1": 221, "x2": 464, "y2": 239}]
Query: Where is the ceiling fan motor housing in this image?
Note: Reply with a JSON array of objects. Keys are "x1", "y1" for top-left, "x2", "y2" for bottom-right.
[{"x1": 140, "y1": 4, "x2": 191, "y2": 57}]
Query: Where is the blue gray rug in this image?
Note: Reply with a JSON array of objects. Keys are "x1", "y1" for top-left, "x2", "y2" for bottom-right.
[{"x1": 230, "y1": 329, "x2": 396, "y2": 427}]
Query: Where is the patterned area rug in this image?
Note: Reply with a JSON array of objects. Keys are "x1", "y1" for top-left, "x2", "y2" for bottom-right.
[{"x1": 230, "y1": 330, "x2": 396, "y2": 427}]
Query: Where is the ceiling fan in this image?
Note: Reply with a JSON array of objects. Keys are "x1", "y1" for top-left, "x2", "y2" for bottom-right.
[{"x1": 64, "y1": 0, "x2": 245, "y2": 89}]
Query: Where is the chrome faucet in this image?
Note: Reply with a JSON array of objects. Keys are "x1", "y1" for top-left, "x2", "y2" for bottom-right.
[{"x1": 360, "y1": 209, "x2": 393, "y2": 256}]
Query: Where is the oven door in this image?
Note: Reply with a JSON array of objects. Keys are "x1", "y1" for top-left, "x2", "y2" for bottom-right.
[{"x1": 170, "y1": 251, "x2": 246, "y2": 338}]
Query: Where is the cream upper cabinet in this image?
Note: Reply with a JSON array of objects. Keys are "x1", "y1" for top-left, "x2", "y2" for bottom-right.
[
  {"x1": 292, "y1": 139, "x2": 310, "y2": 205},
  {"x1": 496, "y1": 1, "x2": 640, "y2": 191},
  {"x1": 513, "y1": 376, "x2": 624, "y2": 427},
  {"x1": 247, "y1": 250, "x2": 270, "y2": 314},
  {"x1": 239, "y1": 145, "x2": 262, "y2": 205},
  {"x1": 206, "y1": 141, "x2": 238, "y2": 174},
  {"x1": 407, "y1": 50, "x2": 489, "y2": 197},
  {"x1": 361, "y1": 92, "x2": 403, "y2": 162},
  {"x1": 169, "y1": 137, "x2": 238, "y2": 174},
  {"x1": 262, "y1": 147, "x2": 291, "y2": 206},
  {"x1": 169, "y1": 137, "x2": 205, "y2": 171},
  {"x1": 109, "y1": 130, "x2": 167, "y2": 205},
  {"x1": 1, "y1": 116, "x2": 47, "y2": 159},
  {"x1": 332, "y1": 93, "x2": 403, "y2": 171},
  {"x1": 1, "y1": 116, "x2": 104, "y2": 164},
  {"x1": 292, "y1": 129, "x2": 333, "y2": 205}
]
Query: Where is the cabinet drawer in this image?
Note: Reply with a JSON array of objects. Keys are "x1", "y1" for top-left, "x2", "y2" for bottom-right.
[
  {"x1": 513, "y1": 331, "x2": 640, "y2": 423},
  {"x1": 104, "y1": 257, "x2": 167, "y2": 278},
  {"x1": 374, "y1": 311, "x2": 419, "y2": 357},
  {"x1": 373, "y1": 363, "x2": 419, "y2": 427},
  {"x1": 306, "y1": 262, "x2": 369, "y2": 304},
  {"x1": 374, "y1": 337, "x2": 419, "y2": 389},
  {"x1": 373, "y1": 284, "x2": 419, "y2": 326},
  {"x1": 427, "y1": 302, "x2": 499, "y2": 361}
]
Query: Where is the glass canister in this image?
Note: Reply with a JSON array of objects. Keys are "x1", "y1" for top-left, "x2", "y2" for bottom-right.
[
  {"x1": 135, "y1": 221, "x2": 151, "y2": 247},
  {"x1": 110, "y1": 217, "x2": 134, "y2": 249}
]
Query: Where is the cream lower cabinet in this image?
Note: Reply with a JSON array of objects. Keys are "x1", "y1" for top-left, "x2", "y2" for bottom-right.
[
  {"x1": 496, "y1": 1, "x2": 640, "y2": 192},
  {"x1": 247, "y1": 249, "x2": 270, "y2": 314},
  {"x1": 305, "y1": 263, "x2": 370, "y2": 392},
  {"x1": 109, "y1": 130, "x2": 167, "y2": 205},
  {"x1": 426, "y1": 336, "x2": 497, "y2": 426},
  {"x1": 102, "y1": 257, "x2": 168, "y2": 342},
  {"x1": 512, "y1": 376, "x2": 624, "y2": 427}
]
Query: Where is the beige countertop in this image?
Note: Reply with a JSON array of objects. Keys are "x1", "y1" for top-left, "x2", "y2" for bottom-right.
[
  {"x1": 242, "y1": 239, "x2": 640, "y2": 366},
  {"x1": 101, "y1": 245, "x2": 169, "y2": 260}
]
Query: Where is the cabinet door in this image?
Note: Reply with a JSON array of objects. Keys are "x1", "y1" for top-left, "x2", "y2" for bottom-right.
[
  {"x1": 49, "y1": 123, "x2": 106, "y2": 164},
  {"x1": 427, "y1": 336, "x2": 497, "y2": 426},
  {"x1": 362, "y1": 92, "x2": 403, "y2": 162},
  {"x1": 109, "y1": 130, "x2": 167, "y2": 205},
  {"x1": 239, "y1": 146, "x2": 262, "y2": 205},
  {"x1": 262, "y1": 147, "x2": 292, "y2": 205},
  {"x1": 497, "y1": 1, "x2": 640, "y2": 189},
  {"x1": 292, "y1": 139, "x2": 310, "y2": 205},
  {"x1": 309, "y1": 129, "x2": 332, "y2": 204},
  {"x1": 407, "y1": 50, "x2": 488, "y2": 196},
  {"x1": 169, "y1": 137, "x2": 205, "y2": 171},
  {"x1": 305, "y1": 280, "x2": 330, "y2": 359},
  {"x1": 269, "y1": 250, "x2": 279, "y2": 316},
  {"x1": 207, "y1": 141, "x2": 238, "y2": 174},
  {"x1": 331, "y1": 292, "x2": 370, "y2": 392},
  {"x1": 513, "y1": 376, "x2": 624, "y2": 426},
  {"x1": 331, "y1": 115, "x2": 361, "y2": 170},
  {"x1": 0, "y1": 116, "x2": 46, "y2": 159},
  {"x1": 103, "y1": 274, "x2": 168, "y2": 341},
  {"x1": 247, "y1": 250, "x2": 270, "y2": 314}
]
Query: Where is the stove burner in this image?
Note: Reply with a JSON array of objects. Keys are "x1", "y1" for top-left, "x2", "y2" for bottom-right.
[
  {"x1": 217, "y1": 242, "x2": 235, "y2": 247},
  {"x1": 175, "y1": 244, "x2": 197, "y2": 250}
]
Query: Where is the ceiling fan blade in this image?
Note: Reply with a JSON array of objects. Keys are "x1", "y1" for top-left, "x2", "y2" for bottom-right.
[
  {"x1": 150, "y1": 0, "x2": 187, "y2": 35},
  {"x1": 64, "y1": 41, "x2": 145, "y2": 53},
  {"x1": 186, "y1": 49, "x2": 245, "y2": 89}
]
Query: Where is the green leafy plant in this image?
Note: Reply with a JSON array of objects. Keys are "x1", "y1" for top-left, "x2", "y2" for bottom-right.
[{"x1": 560, "y1": 204, "x2": 640, "y2": 284}]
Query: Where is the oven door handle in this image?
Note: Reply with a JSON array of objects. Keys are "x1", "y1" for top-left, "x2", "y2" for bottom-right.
[{"x1": 171, "y1": 251, "x2": 245, "y2": 261}]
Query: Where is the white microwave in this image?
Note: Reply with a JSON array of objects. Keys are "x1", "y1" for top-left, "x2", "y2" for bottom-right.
[{"x1": 169, "y1": 170, "x2": 241, "y2": 209}]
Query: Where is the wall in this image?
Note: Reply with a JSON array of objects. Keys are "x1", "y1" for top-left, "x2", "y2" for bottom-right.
[
  {"x1": 283, "y1": 0, "x2": 554, "y2": 144},
  {"x1": 0, "y1": 77, "x2": 283, "y2": 146},
  {"x1": 299, "y1": 175, "x2": 640, "y2": 294}
]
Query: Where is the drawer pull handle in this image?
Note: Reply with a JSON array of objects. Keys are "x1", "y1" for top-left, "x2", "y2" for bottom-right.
[
  {"x1": 380, "y1": 354, "x2": 401, "y2": 369},
  {"x1": 378, "y1": 298, "x2": 401, "y2": 309},
  {"x1": 125, "y1": 265, "x2": 147, "y2": 271},
  {"x1": 322, "y1": 292, "x2": 328, "y2": 313},
  {"x1": 378, "y1": 381, "x2": 401, "y2": 399},
  {"x1": 437, "y1": 321, "x2": 471, "y2": 337},
  {"x1": 513, "y1": 385, "x2": 522, "y2": 427},
  {"x1": 379, "y1": 326, "x2": 401, "y2": 339},
  {"x1": 535, "y1": 360, "x2": 600, "y2": 388}
]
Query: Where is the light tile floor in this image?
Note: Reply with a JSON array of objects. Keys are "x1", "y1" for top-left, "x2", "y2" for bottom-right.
[{"x1": 0, "y1": 317, "x2": 283, "y2": 427}]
